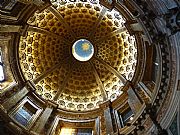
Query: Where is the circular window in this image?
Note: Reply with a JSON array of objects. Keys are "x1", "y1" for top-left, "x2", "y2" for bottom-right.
[{"x1": 72, "y1": 39, "x2": 94, "y2": 61}]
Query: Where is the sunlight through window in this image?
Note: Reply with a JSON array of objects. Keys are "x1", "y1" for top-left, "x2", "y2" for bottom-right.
[
  {"x1": 59, "y1": 128, "x2": 76, "y2": 135},
  {"x1": 0, "y1": 47, "x2": 4, "y2": 82}
]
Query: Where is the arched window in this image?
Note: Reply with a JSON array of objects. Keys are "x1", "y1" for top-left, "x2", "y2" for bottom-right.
[{"x1": 0, "y1": 47, "x2": 5, "y2": 82}]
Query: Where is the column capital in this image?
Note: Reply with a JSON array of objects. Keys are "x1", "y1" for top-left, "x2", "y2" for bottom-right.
[
  {"x1": 99, "y1": 100, "x2": 112, "y2": 109},
  {"x1": 25, "y1": 80, "x2": 36, "y2": 92},
  {"x1": 19, "y1": 24, "x2": 29, "y2": 36},
  {"x1": 124, "y1": 21, "x2": 144, "y2": 36},
  {"x1": 47, "y1": 100, "x2": 58, "y2": 109}
]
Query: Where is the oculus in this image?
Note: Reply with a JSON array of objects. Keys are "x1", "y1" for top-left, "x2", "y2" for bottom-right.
[{"x1": 72, "y1": 39, "x2": 94, "y2": 61}]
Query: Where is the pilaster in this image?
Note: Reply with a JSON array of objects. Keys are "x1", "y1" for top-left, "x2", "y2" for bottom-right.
[
  {"x1": 94, "y1": 117, "x2": 100, "y2": 135},
  {"x1": 127, "y1": 87, "x2": 143, "y2": 114},
  {"x1": 31, "y1": 103, "x2": 54, "y2": 135},
  {"x1": 99, "y1": 100, "x2": 118, "y2": 135}
]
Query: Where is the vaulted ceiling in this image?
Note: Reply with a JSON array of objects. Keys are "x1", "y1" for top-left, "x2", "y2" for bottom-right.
[{"x1": 18, "y1": 1, "x2": 137, "y2": 111}]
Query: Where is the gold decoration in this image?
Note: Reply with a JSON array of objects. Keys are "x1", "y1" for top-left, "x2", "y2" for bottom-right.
[
  {"x1": 19, "y1": 2, "x2": 137, "y2": 111},
  {"x1": 82, "y1": 42, "x2": 90, "y2": 51}
]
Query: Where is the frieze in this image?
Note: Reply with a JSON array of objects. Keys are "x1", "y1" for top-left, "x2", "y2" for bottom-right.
[
  {"x1": 156, "y1": 38, "x2": 178, "y2": 122},
  {"x1": 56, "y1": 108, "x2": 103, "y2": 120}
]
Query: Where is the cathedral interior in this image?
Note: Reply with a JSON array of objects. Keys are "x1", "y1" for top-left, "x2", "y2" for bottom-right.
[{"x1": 0, "y1": 0, "x2": 180, "y2": 135}]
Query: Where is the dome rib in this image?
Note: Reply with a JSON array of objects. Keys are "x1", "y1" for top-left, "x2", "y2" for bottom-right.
[
  {"x1": 28, "y1": 25, "x2": 71, "y2": 44},
  {"x1": 94, "y1": 56, "x2": 127, "y2": 84},
  {"x1": 89, "y1": 61, "x2": 108, "y2": 101},
  {"x1": 88, "y1": 6, "x2": 107, "y2": 39},
  {"x1": 53, "y1": 63, "x2": 73, "y2": 101},
  {"x1": 93, "y1": 26, "x2": 127, "y2": 44},
  {"x1": 33, "y1": 57, "x2": 71, "y2": 84},
  {"x1": 48, "y1": 6, "x2": 76, "y2": 38}
]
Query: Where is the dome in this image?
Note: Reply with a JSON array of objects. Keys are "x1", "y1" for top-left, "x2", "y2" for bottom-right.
[
  {"x1": 0, "y1": 0, "x2": 179, "y2": 135},
  {"x1": 18, "y1": 0, "x2": 137, "y2": 111}
]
